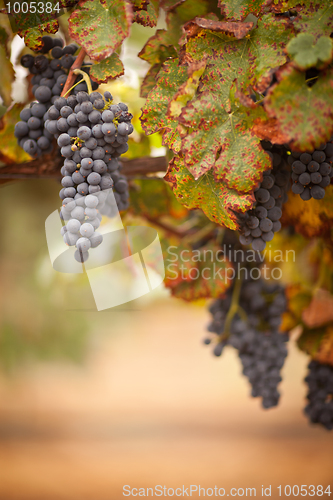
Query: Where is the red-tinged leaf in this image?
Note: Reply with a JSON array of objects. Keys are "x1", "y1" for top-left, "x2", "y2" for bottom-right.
[
  {"x1": 218, "y1": 0, "x2": 264, "y2": 21},
  {"x1": 302, "y1": 290, "x2": 333, "y2": 329},
  {"x1": 133, "y1": 0, "x2": 159, "y2": 27},
  {"x1": 18, "y1": 20, "x2": 59, "y2": 51},
  {"x1": 140, "y1": 59, "x2": 188, "y2": 149},
  {"x1": 182, "y1": 14, "x2": 293, "y2": 103},
  {"x1": 294, "y1": 1, "x2": 333, "y2": 41},
  {"x1": 68, "y1": 0, "x2": 133, "y2": 62},
  {"x1": 138, "y1": 29, "x2": 177, "y2": 65},
  {"x1": 178, "y1": 90, "x2": 271, "y2": 191},
  {"x1": 164, "y1": 155, "x2": 254, "y2": 229},
  {"x1": 264, "y1": 64, "x2": 333, "y2": 151},
  {"x1": 140, "y1": 64, "x2": 161, "y2": 98},
  {"x1": 164, "y1": 242, "x2": 233, "y2": 301},
  {"x1": 0, "y1": 104, "x2": 30, "y2": 164},
  {"x1": 281, "y1": 186, "x2": 333, "y2": 239},
  {"x1": 249, "y1": 13, "x2": 294, "y2": 92},
  {"x1": 252, "y1": 116, "x2": 290, "y2": 144},
  {"x1": 90, "y1": 53, "x2": 124, "y2": 83},
  {"x1": 183, "y1": 17, "x2": 254, "y2": 40},
  {"x1": 131, "y1": 0, "x2": 148, "y2": 10}
]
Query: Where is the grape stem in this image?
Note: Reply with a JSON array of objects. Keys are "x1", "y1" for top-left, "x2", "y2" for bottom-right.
[
  {"x1": 61, "y1": 48, "x2": 87, "y2": 98},
  {"x1": 220, "y1": 275, "x2": 243, "y2": 340}
]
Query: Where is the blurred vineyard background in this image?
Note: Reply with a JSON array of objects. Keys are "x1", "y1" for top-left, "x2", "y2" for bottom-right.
[{"x1": 0, "y1": 9, "x2": 332, "y2": 500}]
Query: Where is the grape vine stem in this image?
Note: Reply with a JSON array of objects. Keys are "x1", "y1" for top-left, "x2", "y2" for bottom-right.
[{"x1": 61, "y1": 48, "x2": 87, "y2": 98}]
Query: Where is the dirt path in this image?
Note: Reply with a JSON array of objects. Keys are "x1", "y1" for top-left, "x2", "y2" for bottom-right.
[{"x1": 0, "y1": 299, "x2": 332, "y2": 499}]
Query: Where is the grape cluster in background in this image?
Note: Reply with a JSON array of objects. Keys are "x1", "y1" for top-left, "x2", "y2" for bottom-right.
[
  {"x1": 204, "y1": 239, "x2": 289, "y2": 410},
  {"x1": 289, "y1": 138, "x2": 333, "y2": 200}
]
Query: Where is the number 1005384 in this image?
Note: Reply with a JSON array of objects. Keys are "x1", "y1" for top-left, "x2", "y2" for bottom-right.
[{"x1": 6, "y1": 2, "x2": 60, "y2": 13}]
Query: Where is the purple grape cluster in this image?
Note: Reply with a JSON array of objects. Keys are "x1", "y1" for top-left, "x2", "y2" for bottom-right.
[
  {"x1": 15, "y1": 35, "x2": 98, "y2": 158},
  {"x1": 304, "y1": 360, "x2": 333, "y2": 430},
  {"x1": 238, "y1": 143, "x2": 290, "y2": 252},
  {"x1": 204, "y1": 276, "x2": 289, "y2": 409},
  {"x1": 44, "y1": 90, "x2": 132, "y2": 263},
  {"x1": 289, "y1": 139, "x2": 333, "y2": 200}
]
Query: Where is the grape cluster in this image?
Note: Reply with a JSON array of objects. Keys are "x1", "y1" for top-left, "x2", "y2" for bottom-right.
[
  {"x1": 304, "y1": 360, "x2": 333, "y2": 430},
  {"x1": 238, "y1": 143, "x2": 290, "y2": 252},
  {"x1": 44, "y1": 90, "x2": 132, "y2": 263},
  {"x1": 205, "y1": 277, "x2": 289, "y2": 409},
  {"x1": 289, "y1": 139, "x2": 333, "y2": 200},
  {"x1": 15, "y1": 35, "x2": 98, "y2": 157}
]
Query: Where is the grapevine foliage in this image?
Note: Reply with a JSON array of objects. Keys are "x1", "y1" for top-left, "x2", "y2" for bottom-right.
[{"x1": 1, "y1": 0, "x2": 333, "y2": 428}]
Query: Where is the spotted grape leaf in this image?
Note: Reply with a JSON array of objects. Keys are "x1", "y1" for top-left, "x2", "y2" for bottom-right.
[
  {"x1": 18, "y1": 20, "x2": 59, "y2": 51},
  {"x1": 140, "y1": 64, "x2": 161, "y2": 98},
  {"x1": 167, "y1": 60, "x2": 206, "y2": 119},
  {"x1": 138, "y1": 29, "x2": 178, "y2": 65},
  {"x1": 265, "y1": 64, "x2": 333, "y2": 151},
  {"x1": 178, "y1": 89, "x2": 271, "y2": 191},
  {"x1": 164, "y1": 242, "x2": 233, "y2": 301},
  {"x1": 182, "y1": 14, "x2": 293, "y2": 102},
  {"x1": 281, "y1": 186, "x2": 333, "y2": 239},
  {"x1": 68, "y1": 0, "x2": 133, "y2": 62},
  {"x1": 183, "y1": 17, "x2": 254, "y2": 40},
  {"x1": 218, "y1": 0, "x2": 264, "y2": 20},
  {"x1": 140, "y1": 59, "x2": 188, "y2": 152},
  {"x1": 298, "y1": 324, "x2": 333, "y2": 366},
  {"x1": 0, "y1": 105, "x2": 30, "y2": 164},
  {"x1": 90, "y1": 53, "x2": 124, "y2": 83},
  {"x1": 164, "y1": 155, "x2": 254, "y2": 229},
  {"x1": 133, "y1": 0, "x2": 159, "y2": 27},
  {"x1": 287, "y1": 33, "x2": 333, "y2": 70},
  {"x1": 294, "y1": 1, "x2": 333, "y2": 40},
  {"x1": 130, "y1": 179, "x2": 188, "y2": 219}
]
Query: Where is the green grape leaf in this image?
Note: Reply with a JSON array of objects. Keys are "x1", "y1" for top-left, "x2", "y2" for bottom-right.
[
  {"x1": 0, "y1": 26, "x2": 13, "y2": 106},
  {"x1": 130, "y1": 178, "x2": 188, "y2": 219},
  {"x1": 140, "y1": 64, "x2": 161, "y2": 98},
  {"x1": 218, "y1": 0, "x2": 264, "y2": 20},
  {"x1": 160, "y1": 0, "x2": 186, "y2": 11},
  {"x1": 138, "y1": 29, "x2": 177, "y2": 65},
  {"x1": 179, "y1": 89, "x2": 271, "y2": 190},
  {"x1": 89, "y1": 53, "x2": 124, "y2": 83},
  {"x1": 18, "y1": 20, "x2": 59, "y2": 51},
  {"x1": 140, "y1": 59, "x2": 188, "y2": 151},
  {"x1": 183, "y1": 13, "x2": 293, "y2": 100},
  {"x1": 0, "y1": 104, "x2": 30, "y2": 164},
  {"x1": 294, "y1": 1, "x2": 333, "y2": 40},
  {"x1": 68, "y1": 0, "x2": 133, "y2": 62},
  {"x1": 265, "y1": 64, "x2": 333, "y2": 151},
  {"x1": 287, "y1": 33, "x2": 333, "y2": 70},
  {"x1": 298, "y1": 322, "x2": 333, "y2": 367},
  {"x1": 164, "y1": 155, "x2": 254, "y2": 229},
  {"x1": 133, "y1": 0, "x2": 159, "y2": 27},
  {"x1": 0, "y1": 25, "x2": 9, "y2": 47},
  {"x1": 164, "y1": 242, "x2": 233, "y2": 301}
]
